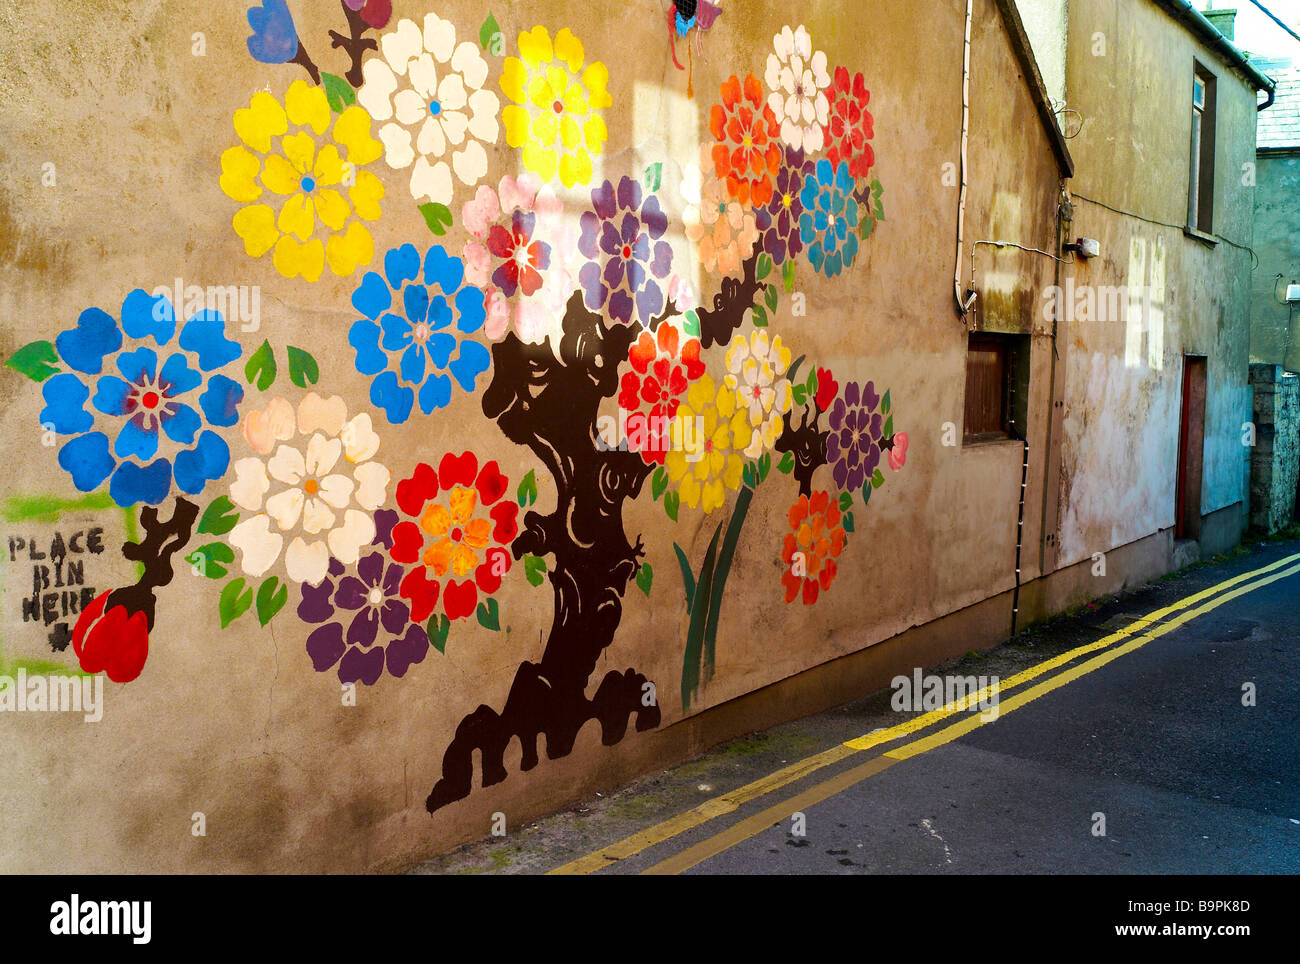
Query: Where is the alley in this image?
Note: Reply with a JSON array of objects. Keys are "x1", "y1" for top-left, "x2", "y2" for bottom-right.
[{"x1": 413, "y1": 538, "x2": 1300, "y2": 875}]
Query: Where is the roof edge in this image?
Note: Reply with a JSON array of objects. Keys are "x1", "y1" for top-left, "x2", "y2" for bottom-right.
[
  {"x1": 991, "y1": 0, "x2": 1076, "y2": 177},
  {"x1": 1150, "y1": 0, "x2": 1277, "y2": 93}
]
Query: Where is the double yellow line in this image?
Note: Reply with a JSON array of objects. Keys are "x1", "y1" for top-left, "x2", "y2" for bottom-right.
[{"x1": 550, "y1": 551, "x2": 1300, "y2": 875}]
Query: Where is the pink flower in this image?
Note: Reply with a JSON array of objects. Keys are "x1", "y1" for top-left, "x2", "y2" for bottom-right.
[{"x1": 888, "y1": 432, "x2": 908, "y2": 471}]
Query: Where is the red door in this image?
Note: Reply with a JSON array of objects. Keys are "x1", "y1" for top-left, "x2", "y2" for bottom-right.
[{"x1": 1176, "y1": 356, "x2": 1206, "y2": 541}]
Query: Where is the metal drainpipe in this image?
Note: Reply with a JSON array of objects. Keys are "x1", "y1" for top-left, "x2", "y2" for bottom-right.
[{"x1": 1008, "y1": 349, "x2": 1029, "y2": 638}]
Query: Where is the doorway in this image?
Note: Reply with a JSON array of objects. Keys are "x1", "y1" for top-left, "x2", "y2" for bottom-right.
[{"x1": 1176, "y1": 355, "x2": 1207, "y2": 541}]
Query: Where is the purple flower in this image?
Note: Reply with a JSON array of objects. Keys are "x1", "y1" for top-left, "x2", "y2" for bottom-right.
[
  {"x1": 298, "y1": 509, "x2": 429, "y2": 685},
  {"x1": 758, "y1": 147, "x2": 813, "y2": 265},
  {"x1": 246, "y1": 0, "x2": 299, "y2": 65},
  {"x1": 577, "y1": 176, "x2": 673, "y2": 326},
  {"x1": 826, "y1": 380, "x2": 883, "y2": 492}
]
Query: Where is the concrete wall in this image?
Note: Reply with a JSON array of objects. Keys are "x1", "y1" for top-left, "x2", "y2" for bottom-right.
[
  {"x1": 0, "y1": 0, "x2": 1249, "y2": 872},
  {"x1": 1249, "y1": 364, "x2": 1299, "y2": 532},
  {"x1": 1250, "y1": 151, "x2": 1300, "y2": 372},
  {"x1": 1055, "y1": 0, "x2": 1255, "y2": 565}
]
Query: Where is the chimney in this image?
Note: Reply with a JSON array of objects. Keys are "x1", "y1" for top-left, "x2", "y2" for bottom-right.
[{"x1": 1204, "y1": 8, "x2": 1236, "y2": 42}]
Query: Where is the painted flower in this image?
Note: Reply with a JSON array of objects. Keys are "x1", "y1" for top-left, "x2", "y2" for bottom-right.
[
  {"x1": 664, "y1": 374, "x2": 749, "y2": 513},
  {"x1": 826, "y1": 380, "x2": 883, "y2": 492},
  {"x1": 578, "y1": 177, "x2": 673, "y2": 326},
  {"x1": 500, "y1": 26, "x2": 611, "y2": 187},
  {"x1": 246, "y1": 0, "x2": 299, "y2": 64},
  {"x1": 781, "y1": 491, "x2": 846, "y2": 605},
  {"x1": 618, "y1": 321, "x2": 706, "y2": 466},
  {"x1": 814, "y1": 365, "x2": 839, "y2": 412},
  {"x1": 462, "y1": 174, "x2": 572, "y2": 344},
  {"x1": 40, "y1": 290, "x2": 243, "y2": 507},
  {"x1": 757, "y1": 146, "x2": 813, "y2": 265},
  {"x1": 226, "y1": 392, "x2": 391, "y2": 586},
  {"x1": 220, "y1": 79, "x2": 384, "y2": 282},
  {"x1": 349, "y1": 243, "x2": 490, "y2": 424},
  {"x1": 299, "y1": 509, "x2": 430, "y2": 686},
  {"x1": 798, "y1": 157, "x2": 859, "y2": 278},
  {"x1": 709, "y1": 73, "x2": 781, "y2": 207},
  {"x1": 723, "y1": 330, "x2": 793, "y2": 459},
  {"x1": 344, "y1": 0, "x2": 392, "y2": 29},
  {"x1": 72, "y1": 590, "x2": 151, "y2": 683},
  {"x1": 388, "y1": 453, "x2": 519, "y2": 622},
  {"x1": 823, "y1": 66, "x2": 875, "y2": 180},
  {"x1": 356, "y1": 14, "x2": 500, "y2": 205},
  {"x1": 685, "y1": 145, "x2": 759, "y2": 276},
  {"x1": 764, "y1": 25, "x2": 831, "y2": 154},
  {"x1": 888, "y1": 431, "x2": 909, "y2": 472}
]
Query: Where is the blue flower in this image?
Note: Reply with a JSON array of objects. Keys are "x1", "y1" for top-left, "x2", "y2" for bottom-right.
[
  {"x1": 348, "y1": 243, "x2": 490, "y2": 424},
  {"x1": 246, "y1": 0, "x2": 300, "y2": 65},
  {"x1": 41, "y1": 291, "x2": 245, "y2": 507},
  {"x1": 798, "y1": 158, "x2": 860, "y2": 279}
]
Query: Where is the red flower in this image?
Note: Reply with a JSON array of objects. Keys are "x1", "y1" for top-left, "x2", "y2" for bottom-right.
[
  {"x1": 888, "y1": 432, "x2": 908, "y2": 471},
  {"x1": 780, "y1": 491, "x2": 846, "y2": 605},
  {"x1": 487, "y1": 211, "x2": 550, "y2": 298},
  {"x1": 617, "y1": 323, "x2": 706, "y2": 465},
  {"x1": 709, "y1": 74, "x2": 782, "y2": 207},
  {"x1": 73, "y1": 591, "x2": 150, "y2": 683},
  {"x1": 345, "y1": 0, "x2": 392, "y2": 30},
  {"x1": 823, "y1": 66, "x2": 875, "y2": 180},
  {"x1": 389, "y1": 453, "x2": 519, "y2": 622},
  {"x1": 814, "y1": 366, "x2": 839, "y2": 412}
]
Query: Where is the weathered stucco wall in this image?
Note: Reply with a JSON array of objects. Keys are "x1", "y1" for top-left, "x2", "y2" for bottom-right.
[
  {"x1": 0, "y1": 0, "x2": 1220, "y2": 873},
  {"x1": 1251, "y1": 151, "x2": 1300, "y2": 373},
  {"x1": 1055, "y1": 0, "x2": 1254, "y2": 565}
]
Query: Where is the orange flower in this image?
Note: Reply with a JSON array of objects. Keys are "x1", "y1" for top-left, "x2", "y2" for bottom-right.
[
  {"x1": 780, "y1": 490, "x2": 846, "y2": 605},
  {"x1": 709, "y1": 74, "x2": 781, "y2": 207}
]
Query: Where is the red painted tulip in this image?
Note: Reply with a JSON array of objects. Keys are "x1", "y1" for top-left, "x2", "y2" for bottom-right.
[{"x1": 72, "y1": 591, "x2": 150, "y2": 683}]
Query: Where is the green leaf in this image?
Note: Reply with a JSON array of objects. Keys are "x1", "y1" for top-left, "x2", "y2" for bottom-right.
[
  {"x1": 788, "y1": 354, "x2": 806, "y2": 383},
  {"x1": 321, "y1": 72, "x2": 356, "y2": 113},
  {"x1": 742, "y1": 462, "x2": 756, "y2": 489},
  {"x1": 256, "y1": 576, "x2": 288, "y2": 626},
  {"x1": 5, "y1": 341, "x2": 59, "y2": 382},
  {"x1": 881, "y1": 389, "x2": 891, "y2": 414},
  {"x1": 874, "y1": 199, "x2": 886, "y2": 222},
  {"x1": 664, "y1": 490, "x2": 680, "y2": 522},
  {"x1": 673, "y1": 543, "x2": 696, "y2": 615},
  {"x1": 476, "y1": 597, "x2": 500, "y2": 631},
  {"x1": 651, "y1": 466, "x2": 668, "y2": 501},
  {"x1": 792, "y1": 384, "x2": 807, "y2": 407},
  {"x1": 244, "y1": 340, "x2": 276, "y2": 391},
  {"x1": 219, "y1": 578, "x2": 254, "y2": 628},
  {"x1": 843, "y1": 510, "x2": 855, "y2": 533},
  {"x1": 764, "y1": 284, "x2": 778, "y2": 312},
  {"x1": 418, "y1": 201, "x2": 453, "y2": 236},
  {"x1": 859, "y1": 215, "x2": 875, "y2": 241},
  {"x1": 523, "y1": 553, "x2": 547, "y2": 587},
  {"x1": 756, "y1": 252, "x2": 773, "y2": 280},
  {"x1": 286, "y1": 346, "x2": 319, "y2": 388},
  {"x1": 757, "y1": 452, "x2": 771, "y2": 483},
  {"x1": 838, "y1": 491, "x2": 853, "y2": 513},
  {"x1": 426, "y1": 613, "x2": 451, "y2": 653},
  {"x1": 883, "y1": 414, "x2": 894, "y2": 439},
  {"x1": 777, "y1": 451, "x2": 794, "y2": 474},
  {"x1": 197, "y1": 495, "x2": 239, "y2": 535},
  {"x1": 479, "y1": 12, "x2": 500, "y2": 51},
  {"x1": 186, "y1": 542, "x2": 234, "y2": 579},
  {"x1": 644, "y1": 161, "x2": 663, "y2": 192},
  {"x1": 871, "y1": 177, "x2": 883, "y2": 197},
  {"x1": 682, "y1": 309, "x2": 700, "y2": 337},
  {"x1": 805, "y1": 367, "x2": 817, "y2": 394},
  {"x1": 861, "y1": 480, "x2": 873, "y2": 506},
  {"x1": 782, "y1": 258, "x2": 795, "y2": 294},
  {"x1": 636, "y1": 562, "x2": 653, "y2": 596},
  {"x1": 516, "y1": 469, "x2": 537, "y2": 507},
  {"x1": 751, "y1": 304, "x2": 769, "y2": 327},
  {"x1": 872, "y1": 468, "x2": 885, "y2": 489}
]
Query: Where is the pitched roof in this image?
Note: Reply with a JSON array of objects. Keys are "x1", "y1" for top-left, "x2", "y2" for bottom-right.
[{"x1": 1255, "y1": 55, "x2": 1300, "y2": 149}]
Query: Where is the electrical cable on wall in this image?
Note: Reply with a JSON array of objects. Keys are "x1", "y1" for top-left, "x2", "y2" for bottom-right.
[{"x1": 954, "y1": 0, "x2": 975, "y2": 319}]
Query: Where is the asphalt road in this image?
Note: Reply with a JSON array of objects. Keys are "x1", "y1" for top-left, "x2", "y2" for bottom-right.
[{"x1": 412, "y1": 539, "x2": 1300, "y2": 875}]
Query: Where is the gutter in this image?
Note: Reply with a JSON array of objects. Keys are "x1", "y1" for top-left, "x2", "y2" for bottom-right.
[{"x1": 1154, "y1": 0, "x2": 1277, "y2": 109}]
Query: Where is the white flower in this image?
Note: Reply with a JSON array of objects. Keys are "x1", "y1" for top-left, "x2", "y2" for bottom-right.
[
  {"x1": 357, "y1": 14, "x2": 500, "y2": 204},
  {"x1": 764, "y1": 24, "x2": 831, "y2": 154},
  {"x1": 724, "y1": 331, "x2": 794, "y2": 459},
  {"x1": 228, "y1": 393, "x2": 391, "y2": 586}
]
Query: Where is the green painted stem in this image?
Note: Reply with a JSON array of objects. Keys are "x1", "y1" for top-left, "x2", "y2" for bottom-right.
[{"x1": 700, "y1": 484, "x2": 754, "y2": 685}]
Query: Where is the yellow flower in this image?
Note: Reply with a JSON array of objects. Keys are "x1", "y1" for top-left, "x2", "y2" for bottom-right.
[
  {"x1": 665, "y1": 374, "x2": 749, "y2": 513},
  {"x1": 221, "y1": 80, "x2": 385, "y2": 282},
  {"x1": 500, "y1": 26, "x2": 611, "y2": 188}
]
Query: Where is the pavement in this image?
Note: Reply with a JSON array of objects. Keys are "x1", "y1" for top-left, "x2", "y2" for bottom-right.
[{"x1": 409, "y1": 535, "x2": 1300, "y2": 875}]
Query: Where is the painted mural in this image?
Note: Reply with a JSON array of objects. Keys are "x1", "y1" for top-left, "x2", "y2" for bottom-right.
[{"x1": 4, "y1": 2, "x2": 907, "y2": 814}]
